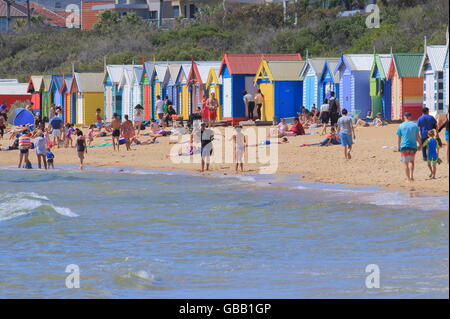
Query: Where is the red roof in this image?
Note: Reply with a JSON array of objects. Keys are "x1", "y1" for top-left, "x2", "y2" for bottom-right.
[
  {"x1": 29, "y1": 2, "x2": 68, "y2": 27},
  {"x1": 0, "y1": 0, "x2": 28, "y2": 17},
  {"x1": 81, "y1": 1, "x2": 115, "y2": 31},
  {"x1": 219, "y1": 53, "x2": 302, "y2": 76}
]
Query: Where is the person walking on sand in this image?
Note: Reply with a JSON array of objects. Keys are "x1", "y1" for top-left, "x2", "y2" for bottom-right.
[
  {"x1": 110, "y1": 113, "x2": 122, "y2": 152},
  {"x1": 232, "y1": 125, "x2": 246, "y2": 172},
  {"x1": 417, "y1": 107, "x2": 437, "y2": 162},
  {"x1": 422, "y1": 129, "x2": 441, "y2": 179},
  {"x1": 207, "y1": 92, "x2": 219, "y2": 127},
  {"x1": 319, "y1": 98, "x2": 330, "y2": 135},
  {"x1": 75, "y1": 129, "x2": 87, "y2": 170},
  {"x1": 46, "y1": 148, "x2": 55, "y2": 169},
  {"x1": 200, "y1": 122, "x2": 214, "y2": 172},
  {"x1": 337, "y1": 108, "x2": 356, "y2": 159},
  {"x1": 95, "y1": 108, "x2": 103, "y2": 131},
  {"x1": 328, "y1": 91, "x2": 340, "y2": 127},
  {"x1": 121, "y1": 115, "x2": 134, "y2": 151},
  {"x1": 254, "y1": 89, "x2": 264, "y2": 121},
  {"x1": 49, "y1": 115, "x2": 64, "y2": 148},
  {"x1": 35, "y1": 131, "x2": 47, "y2": 170},
  {"x1": 397, "y1": 112, "x2": 422, "y2": 182}
]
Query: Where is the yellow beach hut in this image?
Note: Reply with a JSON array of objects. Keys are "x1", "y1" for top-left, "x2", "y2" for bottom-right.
[
  {"x1": 70, "y1": 72, "x2": 104, "y2": 126},
  {"x1": 205, "y1": 66, "x2": 223, "y2": 121},
  {"x1": 254, "y1": 59, "x2": 306, "y2": 121}
]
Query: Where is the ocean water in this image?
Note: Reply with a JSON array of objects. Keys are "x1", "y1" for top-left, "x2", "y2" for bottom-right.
[{"x1": 0, "y1": 166, "x2": 448, "y2": 298}]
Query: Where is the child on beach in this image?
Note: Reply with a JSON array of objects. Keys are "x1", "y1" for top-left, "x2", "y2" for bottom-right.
[
  {"x1": 87, "y1": 124, "x2": 95, "y2": 146},
  {"x1": 64, "y1": 124, "x2": 75, "y2": 148},
  {"x1": 46, "y1": 148, "x2": 55, "y2": 169},
  {"x1": 35, "y1": 132, "x2": 47, "y2": 169},
  {"x1": 422, "y1": 129, "x2": 441, "y2": 179},
  {"x1": 18, "y1": 130, "x2": 31, "y2": 169},
  {"x1": 75, "y1": 129, "x2": 87, "y2": 170}
]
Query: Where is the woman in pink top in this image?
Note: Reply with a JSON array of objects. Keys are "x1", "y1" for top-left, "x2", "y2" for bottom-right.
[{"x1": 201, "y1": 97, "x2": 209, "y2": 126}]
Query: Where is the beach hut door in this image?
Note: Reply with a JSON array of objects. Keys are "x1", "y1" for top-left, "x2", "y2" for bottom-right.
[{"x1": 223, "y1": 78, "x2": 232, "y2": 118}]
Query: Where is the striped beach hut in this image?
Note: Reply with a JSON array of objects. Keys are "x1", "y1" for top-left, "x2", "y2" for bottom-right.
[
  {"x1": 334, "y1": 54, "x2": 374, "y2": 118},
  {"x1": 318, "y1": 58, "x2": 340, "y2": 104},
  {"x1": 219, "y1": 53, "x2": 302, "y2": 124},
  {"x1": 176, "y1": 63, "x2": 192, "y2": 120},
  {"x1": 165, "y1": 62, "x2": 191, "y2": 115},
  {"x1": 49, "y1": 75, "x2": 65, "y2": 112},
  {"x1": 301, "y1": 58, "x2": 327, "y2": 110},
  {"x1": 26, "y1": 76, "x2": 44, "y2": 112},
  {"x1": 41, "y1": 75, "x2": 52, "y2": 119},
  {"x1": 254, "y1": 60, "x2": 305, "y2": 121},
  {"x1": 118, "y1": 67, "x2": 133, "y2": 120},
  {"x1": 419, "y1": 38, "x2": 447, "y2": 115},
  {"x1": 188, "y1": 61, "x2": 221, "y2": 115},
  {"x1": 71, "y1": 72, "x2": 104, "y2": 126},
  {"x1": 142, "y1": 61, "x2": 156, "y2": 121},
  {"x1": 150, "y1": 63, "x2": 171, "y2": 119},
  {"x1": 387, "y1": 53, "x2": 424, "y2": 120},
  {"x1": 104, "y1": 65, "x2": 127, "y2": 121},
  {"x1": 369, "y1": 53, "x2": 392, "y2": 120},
  {"x1": 205, "y1": 66, "x2": 223, "y2": 121},
  {"x1": 60, "y1": 75, "x2": 74, "y2": 124},
  {"x1": 131, "y1": 66, "x2": 144, "y2": 116}
]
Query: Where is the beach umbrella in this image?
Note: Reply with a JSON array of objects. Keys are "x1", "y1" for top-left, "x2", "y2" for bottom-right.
[{"x1": 8, "y1": 108, "x2": 34, "y2": 126}]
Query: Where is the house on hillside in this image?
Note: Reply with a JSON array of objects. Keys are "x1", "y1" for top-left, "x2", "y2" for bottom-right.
[{"x1": 0, "y1": 0, "x2": 28, "y2": 32}]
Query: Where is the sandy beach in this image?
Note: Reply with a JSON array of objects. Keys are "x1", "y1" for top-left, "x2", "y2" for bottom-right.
[{"x1": 0, "y1": 124, "x2": 448, "y2": 196}]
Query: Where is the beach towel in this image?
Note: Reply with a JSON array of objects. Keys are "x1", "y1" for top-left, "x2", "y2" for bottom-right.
[{"x1": 88, "y1": 143, "x2": 113, "y2": 148}]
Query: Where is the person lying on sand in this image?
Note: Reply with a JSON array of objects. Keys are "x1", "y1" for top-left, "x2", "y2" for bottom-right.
[{"x1": 356, "y1": 113, "x2": 386, "y2": 127}]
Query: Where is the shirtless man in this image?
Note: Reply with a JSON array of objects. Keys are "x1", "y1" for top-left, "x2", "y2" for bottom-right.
[
  {"x1": 110, "y1": 113, "x2": 122, "y2": 151},
  {"x1": 95, "y1": 108, "x2": 103, "y2": 131}
]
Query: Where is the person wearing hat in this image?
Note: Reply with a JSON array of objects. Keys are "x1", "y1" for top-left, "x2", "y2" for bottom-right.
[{"x1": 396, "y1": 112, "x2": 422, "y2": 182}]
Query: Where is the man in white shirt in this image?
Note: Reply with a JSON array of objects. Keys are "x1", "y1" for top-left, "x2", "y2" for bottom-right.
[
  {"x1": 243, "y1": 91, "x2": 255, "y2": 120},
  {"x1": 155, "y1": 95, "x2": 165, "y2": 127}
]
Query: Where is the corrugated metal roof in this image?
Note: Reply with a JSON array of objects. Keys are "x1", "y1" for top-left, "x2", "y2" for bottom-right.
[
  {"x1": 155, "y1": 64, "x2": 169, "y2": 81},
  {"x1": 345, "y1": 54, "x2": 374, "y2": 71},
  {"x1": 105, "y1": 65, "x2": 125, "y2": 84},
  {"x1": 132, "y1": 66, "x2": 144, "y2": 84},
  {"x1": 0, "y1": 0, "x2": 28, "y2": 17},
  {"x1": 42, "y1": 75, "x2": 52, "y2": 91},
  {"x1": 0, "y1": 83, "x2": 30, "y2": 95},
  {"x1": 266, "y1": 60, "x2": 306, "y2": 81},
  {"x1": 74, "y1": 72, "x2": 104, "y2": 93},
  {"x1": 168, "y1": 64, "x2": 182, "y2": 82},
  {"x1": 28, "y1": 76, "x2": 44, "y2": 92},
  {"x1": 391, "y1": 53, "x2": 423, "y2": 78},
  {"x1": 195, "y1": 61, "x2": 221, "y2": 83},
  {"x1": 325, "y1": 58, "x2": 341, "y2": 83},
  {"x1": 0, "y1": 79, "x2": 19, "y2": 83},
  {"x1": 220, "y1": 53, "x2": 302, "y2": 75},
  {"x1": 308, "y1": 58, "x2": 328, "y2": 75},
  {"x1": 425, "y1": 45, "x2": 447, "y2": 71},
  {"x1": 61, "y1": 75, "x2": 73, "y2": 93},
  {"x1": 50, "y1": 75, "x2": 64, "y2": 91},
  {"x1": 378, "y1": 54, "x2": 392, "y2": 77}
]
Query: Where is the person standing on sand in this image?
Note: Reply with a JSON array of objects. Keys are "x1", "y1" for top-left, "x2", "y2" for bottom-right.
[
  {"x1": 75, "y1": 129, "x2": 87, "y2": 170},
  {"x1": 110, "y1": 113, "x2": 122, "y2": 152},
  {"x1": 17, "y1": 130, "x2": 31, "y2": 169},
  {"x1": 396, "y1": 112, "x2": 422, "y2": 182},
  {"x1": 328, "y1": 92, "x2": 340, "y2": 127},
  {"x1": 417, "y1": 107, "x2": 437, "y2": 162},
  {"x1": 156, "y1": 96, "x2": 165, "y2": 128},
  {"x1": 232, "y1": 125, "x2": 246, "y2": 172},
  {"x1": 254, "y1": 89, "x2": 264, "y2": 121},
  {"x1": 319, "y1": 98, "x2": 330, "y2": 135},
  {"x1": 134, "y1": 105, "x2": 143, "y2": 136},
  {"x1": 207, "y1": 92, "x2": 219, "y2": 127},
  {"x1": 95, "y1": 108, "x2": 103, "y2": 131},
  {"x1": 121, "y1": 115, "x2": 134, "y2": 151},
  {"x1": 243, "y1": 90, "x2": 255, "y2": 121},
  {"x1": 336, "y1": 108, "x2": 356, "y2": 160},
  {"x1": 200, "y1": 122, "x2": 214, "y2": 172}
]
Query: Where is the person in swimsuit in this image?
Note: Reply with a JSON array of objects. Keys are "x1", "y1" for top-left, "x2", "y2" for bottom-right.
[
  {"x1": 422, "y1": 129, "x2": 440, "y2": 179},
  {"x1": 95, "y1": 108, "x2": 104, "y2": 131},
  {"x1": 232, "y1": 125, "x2": 246, "y2": 172},
  {"x1": 87, "y1": 124, "x2": 95, "y2": 146},
  {"x1": 134, "y1": 105, "x2": 143, "y2": 136},
  {"x1": 121, "y1": 114, "x2": 135, "y2": 151},
  {"x1": 75, "y1": 129, "x2": 87, "y2": 170},
  {"x1": 207, "y1": 93, "x2": 219, "y2": 127},
  {"x1": 110, "y1": 113, "x2": 122, "y2": 152},
  {"x1": 254, "y1": 90, "x2": 264, "y2": 121},
  {"x1": 34, "y1": 131, "x2": 47, "y2": 170}
]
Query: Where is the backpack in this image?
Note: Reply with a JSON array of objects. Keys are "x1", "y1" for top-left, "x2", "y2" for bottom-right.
[{"x1": 329, "y1": 98, "x2": 338, "y2": 113}]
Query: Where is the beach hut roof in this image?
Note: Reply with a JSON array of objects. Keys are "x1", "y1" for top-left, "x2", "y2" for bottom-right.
[
  {"x1": 191, "y1": 61, "x2": 221, "y2": 83},
  {"x1": 206, "y1": 67, "x2": 222, "y2": 86},
  {"x1": 334, "y1": 54, "x2": 374, "y2": 74},
  {"x1": 168, "y1": 64, "x2": 182, "y2": 82},
  {"x1": 175, "y1": 63, "x2": 192, "y2": 84},
  {"x1": 323, "y1": 58, "x2": 341, "y2": 83},
  {"x1": 73, "y1": 72, "x2": 104, "y2": 93},
  {"x1": 132, "y1": 66, "x2": 144, "y2": 84},
  {"x1": 259, "y1": 60, "x2": 306, "y2": 82},
  {"x1": 60, "y1": 75, "x2": 74, "y2": 93},
  {"x1": 388, "y1": 53, "x2": 423, "y2": 79},
  {"x1": 0, "y1": 83, "x2": 30, "y2": 95},
  {"x1": 42, "y1": 75, "x2": 52, "y2": 92},
  {"x1": 27, "y1": 75, "x2": 44, "y2": 93},
  {"x1": 118, "y1": 67, "x2": 134, "y2": 88},
  {"x1": 419, "y1": 45, "x2": 447, "y2": 74},
  {"x1": 50, "y1": 75, "x2": 64, "y2": 92},
  {"x1": 219, "y1": 53, "x2": 302, "y2": 76},
  {"x1": 105, "y1": 65, "x2": 127, "y2": 84},
  {"x1": 370, "y1": 54, "x2": 392, "y2": 80}
]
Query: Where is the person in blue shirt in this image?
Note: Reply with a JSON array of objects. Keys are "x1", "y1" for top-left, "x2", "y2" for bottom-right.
[
  {"x1": 46, "y1": 148, "x2": 55, "y2": 169},
  {"x1": 417, "y1": 107, "x2": 437, "y2": 161},
  {"x1": 397, "y1": 112, "x2": 422, "y2": 182},
  {"x1": 422, "y1": 129, "x2": 440, "y2": 179}
]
